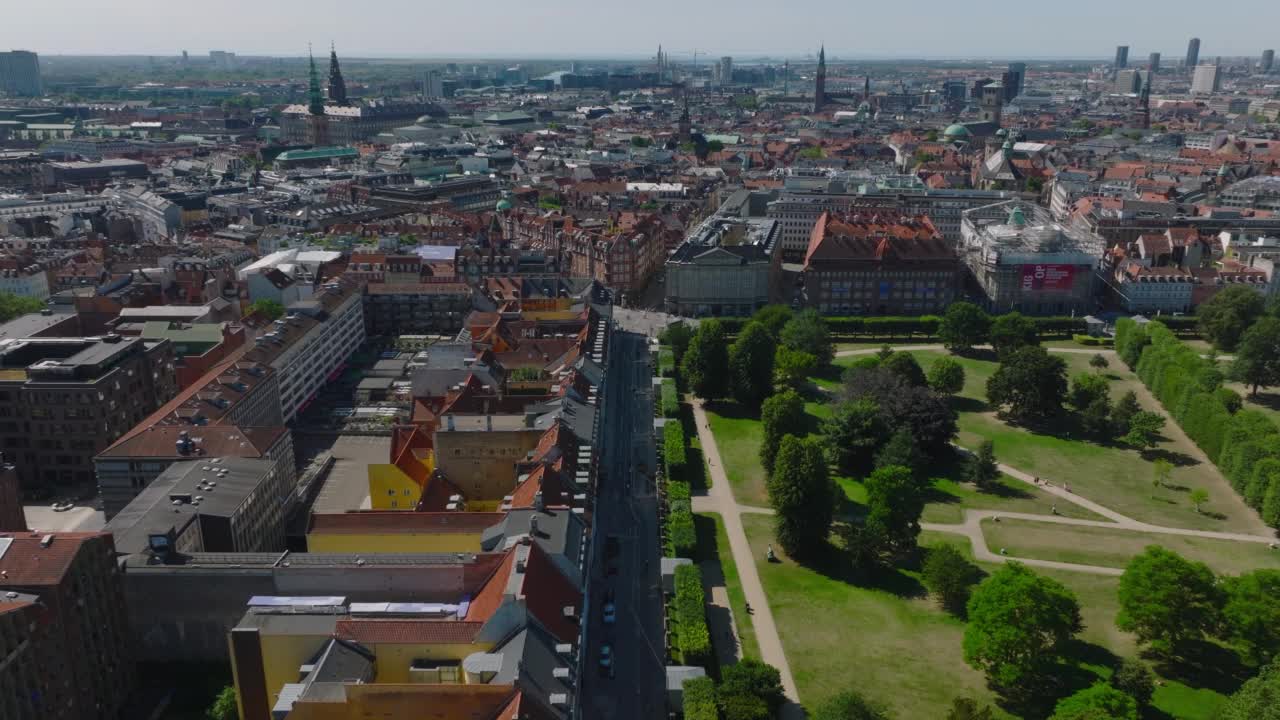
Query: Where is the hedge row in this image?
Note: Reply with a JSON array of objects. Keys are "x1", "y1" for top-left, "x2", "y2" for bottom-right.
[
  {"x1": 658, "y1": 346, "x2": 677, "y2": 378},
  {"x1": 674, "y1": 564, "x2": 713, "y2": 668},
  {"x1": 667, "y1": 479, "x2": 696, "y2": 559},
  {"x1": 683, "y1": 676, "x2": 718, "y2": 720},
  {"x1": 664, "y1": 421, "x2": 687, "y2": 476},
  {"x1": 1117, "y1": 318, "x2": 1280, "y2": 526},
  {"x1": 660, "y1": 378, "x2": 679, "y2": 418},
  {"x1": 1072, "y1": 334, "x2": 1112, "y2": 346},
  {"x1": 719, "y1": 314, "x2": 1093, "y2": 339}
]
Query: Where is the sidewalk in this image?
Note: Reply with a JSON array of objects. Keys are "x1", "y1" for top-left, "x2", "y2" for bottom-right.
[{"x1": 690, "y1": 399, "x2": 804, "y2": 719}]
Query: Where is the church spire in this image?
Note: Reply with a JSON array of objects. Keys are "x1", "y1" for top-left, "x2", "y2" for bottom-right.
[
  {"x1": 328, "y1": 42, "x2": 348, "y2": 106},
  {"x1": 813, "y1": 45, "x2": 827, "y2": 113},
  {"x1": 307, "y1": 45, "x2": 325, "y2": 116}
]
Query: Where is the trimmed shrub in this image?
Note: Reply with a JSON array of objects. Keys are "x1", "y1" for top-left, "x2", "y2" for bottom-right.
[
  {"x1": 664, "y1": 421, "x2": 688, "y2": 477},
  {"x1": 660, "y1": 378, "x2": 679, "y2": 418},
  {"x1": 674, "y1": 564, "x2": 713, "y2": 668},
  {"x1": 683, "y1": 676, "x2": 718, "y2": 720},
  {"x1": 658, "y1": 346, "x2": 676, "y2": 378}
]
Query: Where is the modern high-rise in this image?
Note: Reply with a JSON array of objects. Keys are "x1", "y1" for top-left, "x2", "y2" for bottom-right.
[
  {"x1": 1114, "y1": 45, "x2": 1129, "y2": 69},
  {"x1": 1148, "y1": 52, "x2": 1161, "y2": 72},
  {"x1": 719, "y1": 56, "x2": 733, "y2": 86},
  {"x1": 0, "y1": 50, "x2": 41, "y2": 96},
  {"x1": 1113, "y1": 69, "x2": 1143, "y2": 94},
  {"x1": 1003, "y1": 62, "x2": 1026, "y2": 99},
  {"x1": 1263, "y1": 49, "x2": 1275, "y2": 73},
  {"x1": 1185, "y1": 37, "x2": 1201, "y2": 69},
  {"x1": 1191, "y1": 64, "x2": 1221, "y2": 94}
]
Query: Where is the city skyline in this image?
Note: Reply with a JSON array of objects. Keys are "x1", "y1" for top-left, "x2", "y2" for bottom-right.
[{"x1": 3, "y1": 0, "x2": 1278, "y2": 59}]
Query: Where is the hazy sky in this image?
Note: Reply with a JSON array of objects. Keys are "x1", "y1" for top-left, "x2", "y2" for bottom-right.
[{"x1": 4, "y1": 0, "x2": 1278, "y2": 59}]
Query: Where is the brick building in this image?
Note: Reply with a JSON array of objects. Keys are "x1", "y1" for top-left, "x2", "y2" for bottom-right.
[
  {"x1": 800, "y1": 212, "x2": 961, "y2": 314},
  {"x1": 0, "y1": 531, "x2": 134, "y2": 720}
]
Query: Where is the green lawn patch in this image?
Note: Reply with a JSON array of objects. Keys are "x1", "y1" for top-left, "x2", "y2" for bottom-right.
[
  {"x1": 981, "y1": 518, "x2": 1280, "y2": 575},
  {"x1": 705, "y1": 398, "x2": 826, "y2": 507}
]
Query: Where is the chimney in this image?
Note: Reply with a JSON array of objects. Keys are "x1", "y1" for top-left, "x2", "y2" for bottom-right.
[
  {"x1": 529, "y1": 514, "x2": 539, "y2": 537},
  {"x1": 534, "y1": 491, "x2": 544, "y2": 511}
]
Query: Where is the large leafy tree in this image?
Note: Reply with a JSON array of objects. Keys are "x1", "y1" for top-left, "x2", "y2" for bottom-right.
[
  {"x1": 1223, "y1": 569, "x2": 1280, "y2": 664},
  {"x1": 928, "y1": 356, "x2": 966, "y2": 395},
  {"x1": 965, "y1": 440, "x2": 1000, "y2": 489},
  {"x1": 1199, "y1": 284, "x2": 1267, "y2": 351},
  {"x1": 1116, "y1": 546, "x2": 1223, "y2": 655},
  {"x1": 1110, "y1": 390, "x2": 1142, "y2": 435},
  {"x1": 1233, "y1": 316, "x2": 1280, "y2": 396},
  {"x1": 811, "y1": 690, "x2": 892, "y2": 720},
  {"x1": 861, "y1": 464, "x2": 927, "y2": 561},
  {"x1": 774, "y1": 346, "x2": 818, "y2": 389},
  {"x1": 1122, "y1": 411, "x2": 1166, "y2": 449},
  {"x1": 1217, "y1": 660, "x2": 1280, "y2": 720},
  {"x1": 1110, "y1": 658, "x2": 1155, "y2": 707},
  {"x1": 780, "y1": 309, "x2": 834, "y2": 365},
  {"x1": 989, "y1": 312, "x2": 1039, "y2": 359},
  {"x1": 842, "y1": 367, "x2": 957, "y2": 460},
  {"x1": 682, "y1": 319, "x2": 730, "y2": 400},
  {"x1": 661, "y1": 321, "x2": 695, "y2": 365},
  {"x1": 719, "y1": 659, "x2": 786, "y2": 716},
  {"x1": 874, "y1": 427, "x2": 926, "y2": 476},
  {"x1": 1066, "y1": 373, "x2": 1110, "y2": 412},
  {"x1": 729, "y1": 321, "x2": 777, "y2": 407},
  {"x1": 1049, "y1": 683, "x2": 1138, "y2": 720},
  {"x1": 247, "y1": 298, "x2": 285, "y2": 321},
  {"x1": 767, "y1": 435, "x2": 835, "y2": 558},
  {"x1": 760, "y1": 389, "x2": 806, "y2": 474},
  {"x1": 0, "y1": 292, "x2": 45, "y2": 323},
  {"x1": 751, "y1": 304, "x2": 794, "y2": 339},
  {"x1": 939, "y1": 301, "x2": 991, "y2": 353},
  {"x1": 882, "y1": 351, "x2": 927, "y2": 387},
  {"x1": 986, "y1": 346, "x2": 1068, "y2": 422},
  {"x1": 923, "y1": 543, "x2": 983, "y2": 615},
  {"x1": 822, "y1": 398, "x2": 886, "y2": 476},
  {"x1": 207, "y1": 686, "x2": 240, "y2": 720},
  {"x1": 963, "y1": 563, "x2": 1082, "y2": 691}
]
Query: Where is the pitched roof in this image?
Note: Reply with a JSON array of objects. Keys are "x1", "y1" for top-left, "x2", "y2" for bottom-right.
[{"x1": 0, "y1": 532, "x2": 103, "y2": 587}]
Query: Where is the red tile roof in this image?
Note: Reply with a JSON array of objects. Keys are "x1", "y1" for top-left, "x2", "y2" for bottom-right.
[
  {"x1": 466, "y1": 549, "x2": 517, "y2": 623},
  {"x1": 0, "y1": 532, "x2": 104, "y2": 587},
  {"x1": 522, "y1": 543, "x2": 582, "y2": 644},
  {"x1": 333, "y1": 619, "x2": 484, "y2": 645}
]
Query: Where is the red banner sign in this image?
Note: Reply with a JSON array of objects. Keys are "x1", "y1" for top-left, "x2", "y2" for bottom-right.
[{"x1": 1021, "y1": 264, "x2": 1075, "y2": 291}]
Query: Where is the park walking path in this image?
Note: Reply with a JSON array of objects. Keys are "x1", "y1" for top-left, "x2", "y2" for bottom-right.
[{"x1": 689, "y1": 398, "x2": 805, "y2": 720}]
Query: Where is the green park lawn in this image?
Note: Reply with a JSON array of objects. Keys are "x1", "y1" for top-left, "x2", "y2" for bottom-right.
[
  {"x1": 695, "y1": 513, "x2": 760, "y2": 661},
  {"x1": 835, "y1": 471, "x2": 1105, "y2": 524},
  {"x1": 980, "y1": 518, "x2": 1280, "y2": 576},
  {"x1": 836, "y1": 349, "x2": 1268, "y2": 533},
  {"x1": 748, "y1": 513, "x2": 1230, "y2": 719}
]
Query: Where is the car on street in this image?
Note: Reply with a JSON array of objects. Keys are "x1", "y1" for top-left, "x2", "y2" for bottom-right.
[
  {"x1": 598, "y1": 643, "x2": 613, "y2": 676},
  {"x1": 602, "y1": 589, "x2": 617, "y2": 624}
]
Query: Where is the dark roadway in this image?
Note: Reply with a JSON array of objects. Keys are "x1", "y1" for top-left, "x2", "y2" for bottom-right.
[{"x1": 580, "y1": 329, "x2": 666, "y2": 719}]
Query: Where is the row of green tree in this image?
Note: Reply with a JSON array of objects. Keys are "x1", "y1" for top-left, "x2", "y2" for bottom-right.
[
  {"x1": 683, "y1": 659, "x2": 789, "y2": 720},
  {"x1": 664, "y1": 422, "x2": 696, "y2": 558},
  {"x1": 1118, "y1": 318, "x2": 1280, "y2": 526},
  {"x1": 0, "y1": 292, "x2": 46, "y2": 324}
]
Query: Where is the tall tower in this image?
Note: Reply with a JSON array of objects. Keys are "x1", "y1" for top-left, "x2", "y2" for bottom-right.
[
  {"x1": 328, "y1": 43, "x2": 348, "y2": 105},
  {"x1": 980, "y1": 82, "x2": 1003, "y2": 127},
  {"x1": 1138, "y1": 75, "x2": 1151, "y2": 129},
  {"x1": 306, "y1": 46, "x2": 329, "y2": 146},
  {"x1": 1148, "y1": 52, "x2": 1161, "y2": 72},
  {"x1": 863, "y1": 75, "x2": 871, "y2": 103},
  {"x1": 1185, "y1": 37, "x2": 1201, "y2": 69},
  {"x1": 1263, "y1": 49, "x2": 1275, "y2": 73},
  {"x1": 813, "y1": 45, "x2": 826, "y2": 113},
  {"x1": 1114, "y1": 45, "x2": 1129, "y2": 69},
  {"x1": 783, "y1": 60, "x2": 789, "y2": 96},
  {"x1": 678, "y1": 88, "x2": 692, "y2": 143}
]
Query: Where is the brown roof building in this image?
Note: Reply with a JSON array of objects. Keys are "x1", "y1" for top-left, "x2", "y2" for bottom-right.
[
  {"x1": 801, "y1": 211, "x2": 961, "y2": 314},
  {"x1": 0, "y1": 531, "x2": 134, "y2": 720}
]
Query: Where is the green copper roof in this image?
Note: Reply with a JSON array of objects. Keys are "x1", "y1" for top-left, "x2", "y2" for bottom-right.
[
  {"x1": 496, "y1": 198, "x2": 513, "y2": 211},
  {"x1": 276, "y1": 146, "x2": 359, "y2": 161},
  {"x1": 943, "y1": 123, "x2": 971, "y2": 138}
]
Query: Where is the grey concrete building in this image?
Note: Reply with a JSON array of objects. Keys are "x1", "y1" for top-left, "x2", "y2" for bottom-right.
[
  {"x1": 664, "y1": 217, "x2": 782, "y2": 317},
  {"x1": 0, "y1": 51, "x2": 40, "y2": 96}
]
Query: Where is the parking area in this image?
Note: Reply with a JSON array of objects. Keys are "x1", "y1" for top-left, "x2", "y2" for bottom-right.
[{"x1": 23, "y1": 504, "x2": 105, "y2": 533}]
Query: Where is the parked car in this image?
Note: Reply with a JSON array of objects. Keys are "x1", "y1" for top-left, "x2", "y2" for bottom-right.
[
  {"x1": 603, "y1": 589, "x2": 617, "y2": 624},
  {"x1": 598, "y1": 643, "x2": 613, "y2": 676}
]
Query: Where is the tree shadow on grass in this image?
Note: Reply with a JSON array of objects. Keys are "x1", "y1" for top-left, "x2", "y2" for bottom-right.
[
  {"x1": 993, "y1": 642, "x2": 1116, "y2": 720},
  {"x1": 704, "y1": 399, "x2": 756, "y2": 421},
  {"x1": 952, "y1": 396, "x2": 992, "y2": 414},
  {"x1": 1242, "y1": 389, "x2": 1280, "y2": 412},
  {"x1": 1139, "y1": 447, "x2": 1201, "y2": 469},
  {"x1": 1146, "y1": 640, "x2": 1250, "y2": 696},
  {"x1": 787, "y1": 532, "x2": 928, "y2": 601}
]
